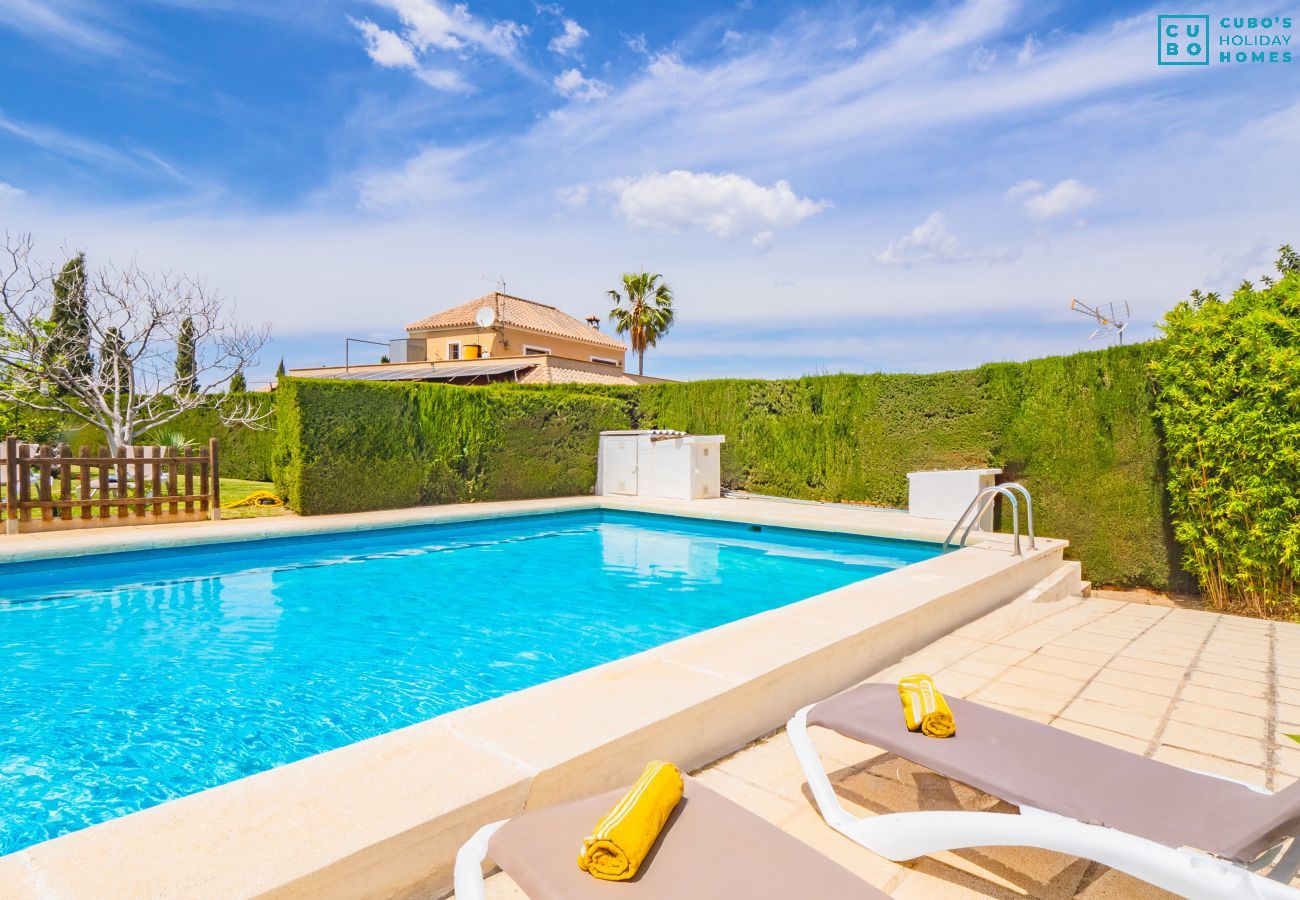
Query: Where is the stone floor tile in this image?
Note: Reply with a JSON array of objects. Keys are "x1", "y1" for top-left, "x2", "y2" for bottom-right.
[
  {"x1": 1150, "y1": 744, "x2": 1266, "y2": 786},
  {"x1": 1048, "y1": 718, "x2": 1150, "y2": 755},
  {"x1": 1091, "y1": 667, "x2": 1181, "y2": 696},
  {"x1": 1187, "y1": 670, "x2": 1269, "y2": 698},
  {"x1": 1168, "y1": 700, "x2": 1266, "y2": 740},
  {"x1": 1076, "y1": 681, "x2": 1174, "y2": 716},
  {"x1": 970, "y1": 682, "x2": 1072, "y2": 717},
  {"x1": 1060, "y1": 697, "x2": 1164, "y2": 743},
  {"x1": 966, "y1": 644, "x2": 1036, "y2": 666},
  {"x1": 997, "y1": 666, "x2": 1088, "y2": 700},
  {"x1": 947, "y1": 656, "x2": 1017, "y2": 680},
  {"x1": 1058, "y1": 699, "x2": 1162, "y2": 741},
  {"x1": 1158, "y1": 721, "x2": 1267, "y2": 767},
  {"x1": 1038, "y1": 643, "x2": 1114, "y2": 666},
  {"x1": 930, "y1": 668, "x2": 993, "y2": 699},
  {"x1": 1106, "y1": 655, "x2": 1188, "y2": 680},
  {"x1": 1179, "y1": 684, "x2": 1270, "y2": 718},
  {"x1": 1018, "y1": 652, "x2": 1104, "y2": 681}
]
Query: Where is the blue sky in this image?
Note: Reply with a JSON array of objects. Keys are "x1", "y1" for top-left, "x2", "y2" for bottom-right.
[{"x1": 1, "y1": 0, "x2": 1297, "y2": 384}]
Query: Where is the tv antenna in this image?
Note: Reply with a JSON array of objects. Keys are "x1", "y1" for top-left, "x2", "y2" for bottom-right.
[
  {"x1": 481, "y1": 274, "x2": 507, "y2": 293},
  {"x1": 1070, "y1": 298, "x2": 1130, "y2": 344}
]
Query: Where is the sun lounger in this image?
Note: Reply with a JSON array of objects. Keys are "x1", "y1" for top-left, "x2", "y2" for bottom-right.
[
  {"x1": 454, "y1": 775, "x2": 885, "y2": 899},
  {"x1": 788, "y1": 683, "x2": 1300, "y2": 899}
]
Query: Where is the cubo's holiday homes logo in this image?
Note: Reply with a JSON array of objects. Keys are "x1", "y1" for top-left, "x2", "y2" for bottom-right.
[
  {"x1": 1159, "y1": 15, "x2": 1210, "y2": 63},
  {"x1": 1159, "y1": 14, "x2": 1294, "y2": 65}
]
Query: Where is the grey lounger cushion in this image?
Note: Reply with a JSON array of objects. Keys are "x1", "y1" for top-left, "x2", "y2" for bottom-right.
[
  {"x1": 808, "y1": 683, "x2": 1300, "y2": 863},
  {"x1": 487, "y1": 776, "x2": 884, "y2": 899}
]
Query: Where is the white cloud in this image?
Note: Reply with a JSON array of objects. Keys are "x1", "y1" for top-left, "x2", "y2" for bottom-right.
[
  {"x1": 1017, "y1": 178, "x2": 1098, "y2": 220},
  {"x1": 876, "y1": 212, "x2": 966, "y2": 266},
  {"x1": 553, "y1": 68, "x2": 609, "y2": 101},
  {"x1": 379, "y1": 0, "x2": 526, "y2": 58},
  {"x1": 351, "y1": 0, "x2": 528, "y2": 90},
  {"x1": 1005, "y1": 179, "x2": 1043, "y2": 199},
  {"x1": 0, "y1": 0, "x2": 131, "y2": 57},
  {"x1": 548, "y1": 18, "x2": 588, "y2": 55},
  {"x1": 607, "y1": 170, "x2": 827, "y2": 248},
  {"x1": 0, "y1": 181, "x2": 25, "y2": 202},
  {"x1": 349, "y1": 17, "x2": 418, "y2": 69}
]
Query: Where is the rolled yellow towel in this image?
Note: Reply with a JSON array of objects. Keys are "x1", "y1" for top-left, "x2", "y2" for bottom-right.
[
  {"x1": 899, "y1": 674, "x2": 956, "y2": 738},
  {"x1": 578, "y1": 760, "x2": 684, "y2": 881}
]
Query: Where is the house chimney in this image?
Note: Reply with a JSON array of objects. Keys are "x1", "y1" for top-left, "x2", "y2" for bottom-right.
[{"x1": 586, "y1": 315, "x2": 601, "y2": 330}]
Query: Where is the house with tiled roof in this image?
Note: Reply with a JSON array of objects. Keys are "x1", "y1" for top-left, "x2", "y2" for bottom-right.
[{"x1": 287, "y1": 292, "x2": 672, "y2": 386}]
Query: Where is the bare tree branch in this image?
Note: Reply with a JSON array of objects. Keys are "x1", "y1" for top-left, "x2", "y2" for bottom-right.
[{"x1": 0, "y1": 234, "x2": 272, "y2": 452}]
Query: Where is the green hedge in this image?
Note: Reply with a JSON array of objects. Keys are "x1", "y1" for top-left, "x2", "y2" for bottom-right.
[
  {"x1": 274, "y1": 344, "x2": 1183, "y2": 592},
  {"x1": 614, "y1": 344, "x2": 1179, "y2": 590},
  {"x1": 273, "y1": 378, "x2": 629, "y2": 515},
  {"x1": 62, "y1": 393, "x2": 277, "y2": 481},
  {"x1": 1151, "y1": 261, "x2": 1300, "y2": 617}
]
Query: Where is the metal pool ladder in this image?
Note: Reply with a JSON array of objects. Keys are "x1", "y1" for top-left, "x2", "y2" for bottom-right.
[{"x1": 942, "y1": 482, "x2": 1035, "y2": 556}]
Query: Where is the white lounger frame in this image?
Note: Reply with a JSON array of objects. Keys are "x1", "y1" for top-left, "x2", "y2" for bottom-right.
[
  {"x1": 788, "y1": 705, "x2": 1300, "y2": 900},
  {"x1": 454, "y1": 820, "x2": 507, "y2": 900}
]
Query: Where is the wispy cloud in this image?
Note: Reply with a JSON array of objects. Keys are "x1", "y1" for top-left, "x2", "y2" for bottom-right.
[{"x1": 0, "y1": 0, "x2": 131, "y2": 57}]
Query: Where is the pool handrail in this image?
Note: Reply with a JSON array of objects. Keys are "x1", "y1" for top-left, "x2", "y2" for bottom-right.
[{"x1": 943, "y1": 483, "x2": 1033, "y2": 556}]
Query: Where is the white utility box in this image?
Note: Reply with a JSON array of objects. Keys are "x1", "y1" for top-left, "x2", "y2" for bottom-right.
[
  {"x1": 596, "y1": 430, "x2": 725, "y2": 500},
  {"x1": 906, "y1": 468, "x2": 1002, "y2": 531}
]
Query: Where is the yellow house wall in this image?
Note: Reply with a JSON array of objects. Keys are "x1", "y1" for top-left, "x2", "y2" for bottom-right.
[{"x1": 409, "y1": 325, "x2": 625, "y2": 366}]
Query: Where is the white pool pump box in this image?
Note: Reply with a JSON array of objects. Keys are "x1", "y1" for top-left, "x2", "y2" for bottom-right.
[
  {"x1": 906, "y1": 468, "x2": 1002, "y2": 531},
  {"x1": 596, "y1": 430, "x2": 726, "y2": 500}
]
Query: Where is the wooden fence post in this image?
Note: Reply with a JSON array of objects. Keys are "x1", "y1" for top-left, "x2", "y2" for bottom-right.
[
  {"x1": 3, "y1": 436, "x2": 17, "y2": 535},
  {"x1": 209, "y1": 438, "x2": 221, "y2": 521},
  {"x1": 57, "y1": 442, "x2": 71, "y2": 523}
]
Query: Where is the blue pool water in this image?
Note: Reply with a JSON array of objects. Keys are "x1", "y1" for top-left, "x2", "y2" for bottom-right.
[{"x1": 0, "y1": 510, "x2": 936, "y2": 854}]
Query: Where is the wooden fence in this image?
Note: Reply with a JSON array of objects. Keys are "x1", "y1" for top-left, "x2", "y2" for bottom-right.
[{"x1": 1, "y1": 437, "x2": 221, "y2": 534}]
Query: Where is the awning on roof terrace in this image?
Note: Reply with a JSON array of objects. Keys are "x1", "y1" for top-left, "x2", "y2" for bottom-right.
[{"x1": 325, "y1": 360, "x2": 538, "y2": 382}]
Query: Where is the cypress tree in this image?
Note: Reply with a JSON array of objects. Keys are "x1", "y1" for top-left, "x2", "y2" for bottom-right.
[
  {"x1": 49, "y1": 252, "x2": 93, "y2": 381},
  {"x1": 229, "y1": 367, "x2": 247, "y2": 393},
  {"x1": 100, "y1": 327, "x2": 129, "y2": 393},
  {"x1": 276, "y1": 358, "x2": 286, "y2": 378},
  {"x1": 176, "y1": 317, "x2": 198, "y2": 394}
]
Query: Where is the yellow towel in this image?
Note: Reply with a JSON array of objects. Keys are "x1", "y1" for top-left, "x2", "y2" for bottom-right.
[
  {"x1": 578, "y1": 761, "x2": 684, "y2": 881},
  {"x1": 899, "y1": 674, "x2": 956, "y2": 738}
]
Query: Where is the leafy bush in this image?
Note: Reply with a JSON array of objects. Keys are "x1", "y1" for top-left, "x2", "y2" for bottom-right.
[
  {"x1": 1151, "y1": 249, "x2": 1300, "y2": 617},
  {"x1": 273, "y1": 379, "x2": 628, "y2": 515}
]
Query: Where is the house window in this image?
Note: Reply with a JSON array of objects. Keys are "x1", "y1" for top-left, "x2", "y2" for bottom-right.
[
  {"x1": 590, "y1": 356, "x2": 619, "y2": 366},
  {"x1": 446, "y1": 341, "x2": 461, "y2": 360},
  {"x1": 522, "y1": 345, "x2": 551, "y2": 356}
]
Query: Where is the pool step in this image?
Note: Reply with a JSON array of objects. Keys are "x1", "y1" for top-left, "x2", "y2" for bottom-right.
[{"x1": 1017, "y1": 560, "x2": 1085, "y2": 606}]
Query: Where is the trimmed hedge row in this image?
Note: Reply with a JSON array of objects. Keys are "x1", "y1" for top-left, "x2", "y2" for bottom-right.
[
  {"x1": 272, "y1": 378, "x2": 628, "y2": 515},
  {"x1": 271, "y1": 344, "x2": 1184, "y2": 592},
  {"x1": 616, "y1": 344, "x2": 1179, "y2": 590}
]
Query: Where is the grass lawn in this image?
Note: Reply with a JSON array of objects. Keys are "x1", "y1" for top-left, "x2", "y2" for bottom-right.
[{"x1": 219, "y1": 479, "x2": 291, "y2": 519}]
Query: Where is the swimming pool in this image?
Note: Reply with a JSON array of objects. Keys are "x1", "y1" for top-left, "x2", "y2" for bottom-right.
[{"x1": 0, "y1": 509, "x2": 937, "y2": 855}]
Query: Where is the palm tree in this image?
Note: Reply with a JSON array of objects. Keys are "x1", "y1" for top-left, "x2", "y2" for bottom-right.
[{"x1": 607, "y1": 271, "x2": 675, "y2": 376}]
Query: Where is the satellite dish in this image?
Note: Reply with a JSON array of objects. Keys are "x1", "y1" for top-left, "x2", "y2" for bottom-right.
[{"x1": 475, "y1": 305, "x2": 497, "y2": 328}]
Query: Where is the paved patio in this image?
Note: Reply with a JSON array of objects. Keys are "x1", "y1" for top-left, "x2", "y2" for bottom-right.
[{"x1": 478, "y1": 592, "x2": 1300, "y2": 898}]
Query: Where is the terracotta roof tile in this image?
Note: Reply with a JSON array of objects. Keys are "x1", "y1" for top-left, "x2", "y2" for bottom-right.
[{"x1": 406, "y1": 292, "x2": 626, "y2": 351}]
